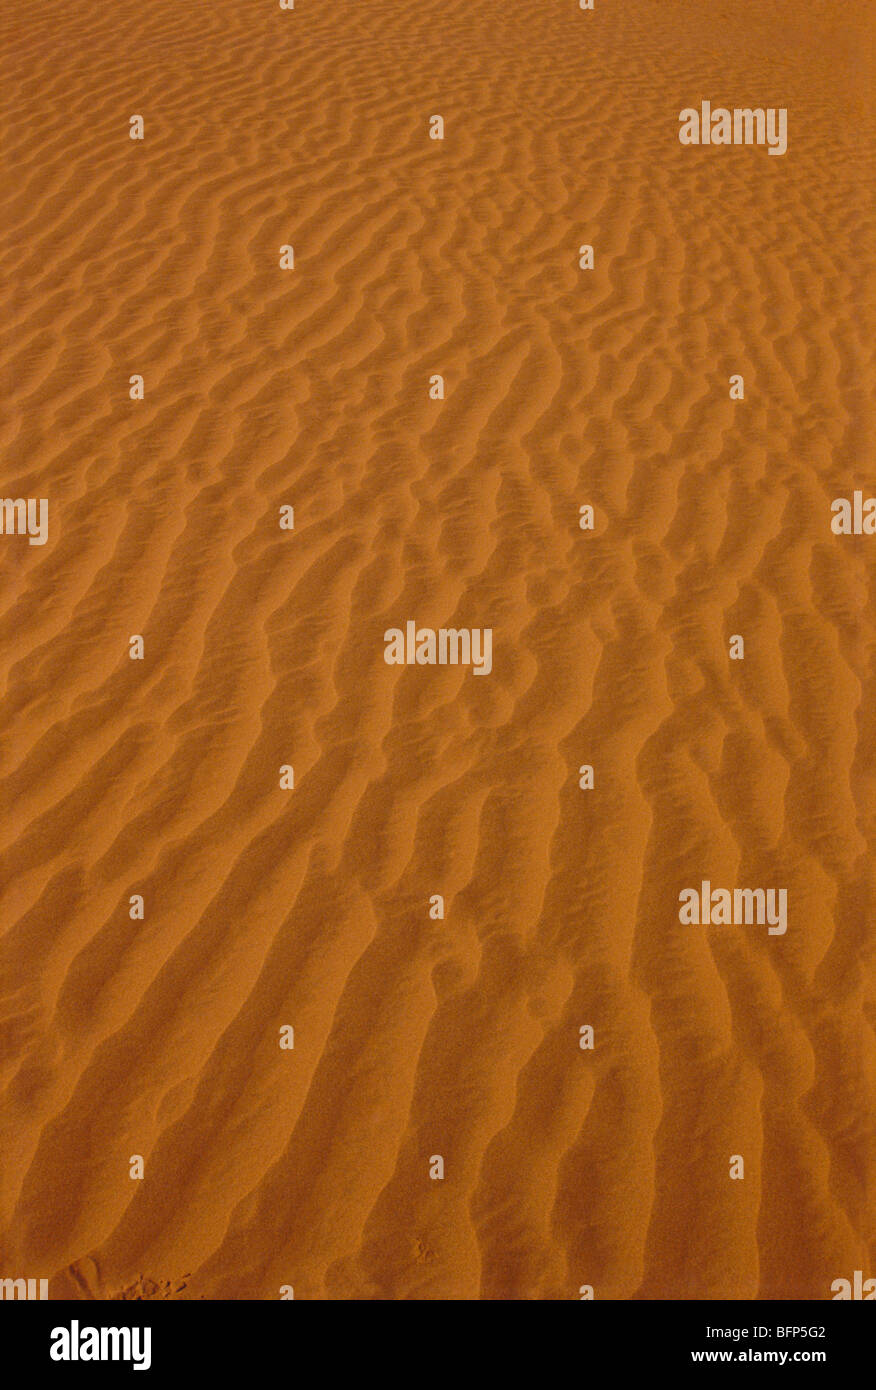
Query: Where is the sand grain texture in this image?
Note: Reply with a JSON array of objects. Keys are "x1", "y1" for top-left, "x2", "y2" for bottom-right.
[{"x1": 1, "y1": 0, "x2": 874, "y2": 1299}]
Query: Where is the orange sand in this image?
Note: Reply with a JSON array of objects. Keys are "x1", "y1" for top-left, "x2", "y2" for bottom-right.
[{"x1": 1, "y1": 0, "x2": 874, "y2": 1299}]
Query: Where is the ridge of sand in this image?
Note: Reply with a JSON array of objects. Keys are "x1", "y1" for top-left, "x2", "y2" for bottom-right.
[{"x1": 1, "y1": 0, "x2": 874, "y2": 1299}]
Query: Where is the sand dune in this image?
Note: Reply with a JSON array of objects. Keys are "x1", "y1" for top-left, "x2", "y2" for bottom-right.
[{"x1": 1, "y1": 0, "x2": 874, "y2": 1299}]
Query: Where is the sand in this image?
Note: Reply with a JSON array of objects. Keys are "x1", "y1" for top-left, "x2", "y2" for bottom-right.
[{"x1": 1, "y1": 0, "x2": 874, "y2": 1300}]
